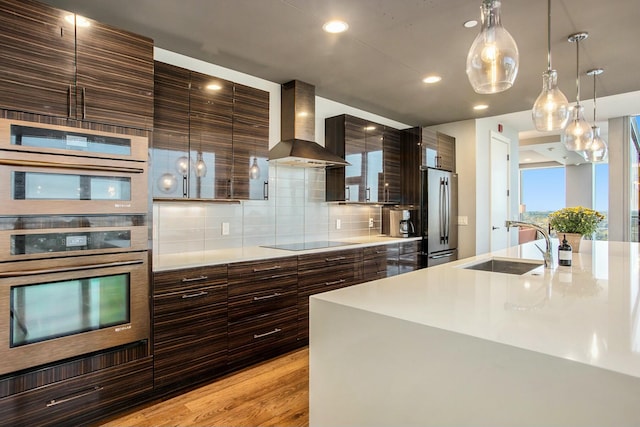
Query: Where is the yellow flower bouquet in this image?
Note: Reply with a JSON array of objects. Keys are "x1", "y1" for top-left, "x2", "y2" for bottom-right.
[{"x1": 548, "y1": 206, "x2": 604, "y2": 236}]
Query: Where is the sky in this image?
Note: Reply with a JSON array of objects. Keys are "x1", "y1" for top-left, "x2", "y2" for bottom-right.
[{"x1": 521, "y1": 164, "x2": 608, "y2": 213}]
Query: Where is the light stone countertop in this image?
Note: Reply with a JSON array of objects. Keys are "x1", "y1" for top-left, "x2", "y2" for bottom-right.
[
  {"x1": 312, "y1": 239, "x2": 640, "y2": 379},
  {"x1": 153, "y1": 235, "x2": 421, "y2": 271}
]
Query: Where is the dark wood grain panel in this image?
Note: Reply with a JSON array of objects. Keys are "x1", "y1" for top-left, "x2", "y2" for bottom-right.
[
  {"x1": 0, "y1": 0, "x2": 75, "y2": 118},
  {"x1": 153, "y1": 61, "x2": 190, "y2": 135},
  {"x1": 75, "y1": 17, "x2": 153, "y2": 129},
  {"x1": 189, "y1": 71, "x2": 234, "y2": 117},
  {"x1": 153, "y1": 265, "x2": 227, "y2": 294},
  {"x1": 228, "y1": 307, "x2": 298, "y2": 367},
  {"x1": 0, "y1": 357, "x2": 153, "y2": 427},
  {"x1": 363, "y1": 245, "x2": 389, "y2": 282},
  {"x1": 383, "y1": 127, "x2": 402, "y2": 203},
  {"x1": 400, "y1": 127, "x2": 421, "y2": 206},
  {"x1": 437, "y1": 131, "x2": 456, "y2": 172},
  {"x1": 228, "y1": 257, "x2": 298, "y2": 285}
]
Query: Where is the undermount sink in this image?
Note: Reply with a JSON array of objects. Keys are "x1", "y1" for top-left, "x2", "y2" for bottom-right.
[{"x1": 463, "y1": 258, "x2": 543, "y2": 275}]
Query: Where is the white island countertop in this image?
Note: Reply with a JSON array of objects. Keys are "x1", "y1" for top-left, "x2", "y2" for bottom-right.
[{"x1": 310, "y1": 240, "x2": 640, "y2": 426}]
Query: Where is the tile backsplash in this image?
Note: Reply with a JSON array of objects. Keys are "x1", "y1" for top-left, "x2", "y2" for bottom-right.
[{"x1": 153, "y1": 165, "x2": 383, "y2": 256}]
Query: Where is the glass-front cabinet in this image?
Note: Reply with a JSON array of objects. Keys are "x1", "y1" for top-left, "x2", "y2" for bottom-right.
[{"x1": 152, "y1": 62, "x2": 269, "y2": 200}]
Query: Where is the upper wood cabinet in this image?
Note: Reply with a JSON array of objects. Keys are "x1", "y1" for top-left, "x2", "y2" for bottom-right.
[
  {"x1": 152, "y1": 62, "x2": 269, "y2": 200},
  {"x1": 325, "y1": 114, "x2": 401, "y2": 203},
  {"x1": 422, "y1": 128, "x2": 456, "y2": 172},
  {"x1": 0, "y1": 0, "x2": 153, "y2": 130}
]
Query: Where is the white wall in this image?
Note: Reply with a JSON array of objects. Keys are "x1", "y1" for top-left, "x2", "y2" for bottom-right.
[{"x1": 565, "y1": 164, "x2": 594, "y2": 208}]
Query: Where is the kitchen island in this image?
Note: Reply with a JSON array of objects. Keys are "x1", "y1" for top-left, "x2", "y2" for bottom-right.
[{"x1": 309, "y1": 240, "x2": 640, "y2": 426}]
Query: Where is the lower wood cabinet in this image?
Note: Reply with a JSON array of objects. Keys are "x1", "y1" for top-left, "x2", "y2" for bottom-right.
[
  {"x1": 227, "y1": 257, "x2": 298, "y2": 368},
  {"x1": 297, "y1": 248, "x2": 363, "y2": 341},
  {"x1": 398, "y1": 241, "x2": 421, "y2": 274},
  {"x1": 363, "y1": 245, "x2": 394, "y2": 281},
  {"x1": 153, "y1": 265, "x2": 228, "y2": 391},
  {"x1": 0, "y1": 357, "x2": 153, "y2": 427}
]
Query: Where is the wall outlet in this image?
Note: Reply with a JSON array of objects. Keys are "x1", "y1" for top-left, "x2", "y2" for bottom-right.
[
  {"x1": 458, "y1": 216, "x2": 468, "y2": 226},
  {"x1": 336, "y1": 219, "x2": 341, "y2": 230},
  {"x1": 368, "y1": 218, "x2": 374, "y2": 228},
  {"x1": 221, "y1": 222, "x2": 230, "y2": 235}
]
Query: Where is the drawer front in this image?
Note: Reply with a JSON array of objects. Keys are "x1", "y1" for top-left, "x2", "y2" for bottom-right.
[
  {"x1": 363, "y1": 258, "x2": 387, "y2": 282},
  {"x1": 298, "y1": 261, "x2": 361, "y2": 292},
  {"x1": 228, "y1": 277, "x2": 297, "y2": 322},
  {"x1": 363, "y1": 245, "x2": 389, "y2": 258},
  {"x1": 0, "y1": 358, "x2": 153, "y2": 427},
  {"x1": 153, "y1": 284, "x2": 227, "y2": 316},
  {"x1": 297, "y1": 248, "x2": 362, "y2": 271},
  {"x1": 154, "y1": 264, "x2": 227, "y2": 294},
  {"x1": 228, "y1": 257, "x2": 297, "y2": 285},
  {"x1": 228, "y1": 307, "x2": 297, "y2": 357},
  {"x1": 399, "y1": 240, "x2": 420, "y2": 255}
]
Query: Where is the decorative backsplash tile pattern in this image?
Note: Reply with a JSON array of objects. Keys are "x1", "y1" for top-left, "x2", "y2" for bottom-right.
[{"x1": 153, "y1": 165, "x2": 383, "y2": 256}]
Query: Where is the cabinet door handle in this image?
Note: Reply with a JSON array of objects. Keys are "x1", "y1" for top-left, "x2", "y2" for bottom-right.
[
  {"x1": 325, "y1": 279, "x2": 346, "y2": 286},
  {"x1": 325, "y1": 256, "x2": 346, "y2": 262},
  {"x1": 345, "y1": 186, "x2": 350, "y2": 201},
  {"x1": 68, "y1": 84, "x2": 73, "y2": 118},
  {"x1": 253, "y1": 292, "x2": 282, "y2": 301},
  {"x1": 366, "y1": 187, "x2": 371, "y2": 202},
  {"x1": 46, "y1": 386, "x2": 104, "y2": 407},
  {"x1": 263, "y1": 181, "x2": 269, "y2": 200},
  {"x1": 82, "y1": 86, "x2": 86, "y2": 119},
  {"x1": 181, "y1": 275, "x2": 208, "y2": 283},
  {"x1": 182, "y1": 291, "x2": 208, "y2": 299},
  {"x1": 253, "y1": 265, "x2": 281, "y2": 272},
  {"x1": 253, "y1": 328, "x2": 282, "y2": 339}
]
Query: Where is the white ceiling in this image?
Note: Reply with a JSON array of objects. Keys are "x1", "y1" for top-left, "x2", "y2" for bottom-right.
[{"x1": 41, "y1": 0, "x2": 640, "y2": 163}]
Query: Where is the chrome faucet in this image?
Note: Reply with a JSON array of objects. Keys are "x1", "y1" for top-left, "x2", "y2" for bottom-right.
[{"x1": 505, "y1": 220, "x2": 553, "y2": 268}]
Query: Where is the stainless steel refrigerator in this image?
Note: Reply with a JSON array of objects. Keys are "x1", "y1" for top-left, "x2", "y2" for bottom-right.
[{"x1": 420, "y1": 167, "x2": 458, "y2": 267}]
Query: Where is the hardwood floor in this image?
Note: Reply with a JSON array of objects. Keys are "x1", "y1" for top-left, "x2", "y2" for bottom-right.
[{"x1": 99, "y1": 348, "x2": 309, "y2": 427}]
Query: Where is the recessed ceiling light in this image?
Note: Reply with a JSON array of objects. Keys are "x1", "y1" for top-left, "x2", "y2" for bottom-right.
[
  {"x1": 65, "y1": 14, "x2": 90, "y2": 27},
  {"x1": 473, "y1": 104, "x2": 488, "y2": 111},
  {"x1": 364, "y1": 126, "x2": 376, "y2": 131},
  {"x1": 206, "y1": 83, "x2": 222, "y2": 91},
  {"x1": 323, "y1": 20, "x2": 349, "y2": 34},
  {"x1": 422, "y1": 75, "x2": 442, "y2": 84},
  {"x1": 463, "y1": 20, "x2": 478, "y2": 28},
  {"x1": 524, "y1": 158, "x2": 532, "y2": 162}
]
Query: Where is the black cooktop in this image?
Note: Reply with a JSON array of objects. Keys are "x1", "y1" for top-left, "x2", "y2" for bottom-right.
[{"x1": 261, "y1": 241, "x2": 355, "y2": 251}]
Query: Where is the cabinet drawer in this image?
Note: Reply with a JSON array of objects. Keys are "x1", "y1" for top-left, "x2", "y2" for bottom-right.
[
  {"x1": 153, "y1": 264, "x2": 227, "y2": 294},
  {"x1": 228, "y1": 307, "x2": 297, "y2": 356},
  {"x1": 363, "y1": 245, "x2": 389, "y2": 258},
  {"x1": 363, "y1": 259, "x2": 387, "y2": 282},
  {"x1": 298, "y1": 248, "x2": 361, "y2": 271},
  {"x1": 399, "y1": 240, "x2": 420, "y2": 255},
  {"x1": 228, "y1": 278, "x2": 297, "y2": 322},
  {"x1": 153, "y1": 283, "x2": 227, "y2": 316},
  {"x1": 0, "y1": 358, "x2": 152, "y2": 427},
  {"x1": 298, "y1": 261, "x2": 360, "y2": 291},
  {"x1": 228, "y1": 257, "x2": 297, "y2": 284}
]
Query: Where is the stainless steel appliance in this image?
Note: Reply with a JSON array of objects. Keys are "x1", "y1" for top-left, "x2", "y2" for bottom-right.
[
  {"x1": 0, "y1": 120, "x2": 150, "y2": 374},
  {"x1": 390, "y1": 209, "x2": 415, "y2": 238},
  {"x1": 421, "y1": 167, "x2": 458, "y2": 266}
]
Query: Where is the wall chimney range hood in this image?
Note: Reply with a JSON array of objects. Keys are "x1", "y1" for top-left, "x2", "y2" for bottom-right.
[{"x1": 269, "y1": 80, "x2": 349, "y2": 167}]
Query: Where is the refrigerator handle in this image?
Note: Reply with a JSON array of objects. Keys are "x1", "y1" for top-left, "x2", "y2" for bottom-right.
[
  {"x1": 444, "y1": 177, "x2": 450, "y2": 244},
  {"x1": 439, "y1": 177, "x2": 445, "y2": 244}
]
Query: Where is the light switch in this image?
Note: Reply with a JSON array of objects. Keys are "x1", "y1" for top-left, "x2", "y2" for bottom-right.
[
  {"x1": 336, "y1": 219, "x2": 341, "y2": 230},
  {"x1": 458, "y1": 216, "x2": 468, "y2": 226},
  {"x1": 222, "y1": 222, "x2": 230, "y2": 235},
  {"x1": 368, "y1": 218, "x2": 374, "y2": 228}
]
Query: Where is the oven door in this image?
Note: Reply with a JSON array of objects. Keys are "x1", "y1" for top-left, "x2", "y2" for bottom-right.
[
  {"x1": 0, "y1": 150, "x2": 147, "y2": 215},
  {"x1": 0, "y1": 251, "x2": 150, "y2": 375},
  {"x1": 0, "y1": 118, "x2": 148, "y2": 162},
  {"x1": 0, "y1": 216, "x2": 147, "y2": 262}
]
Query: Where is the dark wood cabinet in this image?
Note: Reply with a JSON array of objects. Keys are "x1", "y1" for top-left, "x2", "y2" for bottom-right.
[
  {"x1": 397, "y1": 240, "x2": 421, "y2": 274},
  {"x1": 363, "y1": 245, "x2": 392, "y2": 281},
  {"x1": 232, "y1": 83, "x2": 270, "y2": 200},
  {"x1": 297, "y1": 248, "x2": 363, "y2": 340},
  {"x1": 325, "y1": 114, "x2": 401, "y2": 203},
  {"x1": 0, "y1": 0, "x2": 153, "y2": 130},
  {"x1": 152, "y1": 63, "x2": 268, "y2": 200},
  {"x1": 227, "y1": 257, "x2": 298, "y2": 367},
  {"x1": 152, "y1": 265, "x2": 228, "y2": 391},
  {"x1": 422, "y1": 128, "x2": 456, "y2": 172}
]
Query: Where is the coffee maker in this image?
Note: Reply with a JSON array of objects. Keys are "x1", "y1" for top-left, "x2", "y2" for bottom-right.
[{"x1": 389, "y1": 209, "x2": 415, "y2": 238}]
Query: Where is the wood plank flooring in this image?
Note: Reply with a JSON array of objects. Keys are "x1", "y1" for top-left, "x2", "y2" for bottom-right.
[{"x1": 99, "y1": 347, "x2": 309, "y2": 427}]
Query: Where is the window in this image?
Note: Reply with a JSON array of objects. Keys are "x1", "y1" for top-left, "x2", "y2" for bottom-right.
[
  {"x1": 594, "y1": 163, "x2": 609, "y2": 240},
  {"x1": 519, "y1": 167, "x2": 566, "y2": 228}
]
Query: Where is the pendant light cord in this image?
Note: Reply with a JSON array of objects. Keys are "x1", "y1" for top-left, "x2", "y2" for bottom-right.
[
  {"x1": 575, "y1": 38, "x2": 581, "y2": 105},
  {"x1": 592, "y1": 73, "x2": 597, "y2": 122},
  {"x1": 547, "y1": 0, "x2": 552, "y2": 70}
]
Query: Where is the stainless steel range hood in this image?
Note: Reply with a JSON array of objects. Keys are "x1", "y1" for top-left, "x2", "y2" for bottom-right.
[{"x1": 269, "y1": 80, "x2": 349, "y2": 167}]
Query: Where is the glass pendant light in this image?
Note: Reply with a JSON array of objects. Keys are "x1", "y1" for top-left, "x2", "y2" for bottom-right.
[
  {"x1": 466, "y1": 0, "x2": 519, "y2": 94},
  {"x1": 583, "y1": 68, "x2": 608, "y2": 162},
  {"x1": 195, "y1": 152, "x2": 207, "y2": 177},
  {"x1": 175, "y1": 156, "x2": 189, "y2": 176},
  {"x1": 249, "y1": 157, "x2": 260, "y2": 180},
  {"x1": 531, "y1": 0, "x2": 569, "y2": 131},
  {"x1": 157, "y1": 173, "x2": 177, "y2": 193},
  {"x1": 562, "y1": 32, "x2": 593, "y2": 152}
]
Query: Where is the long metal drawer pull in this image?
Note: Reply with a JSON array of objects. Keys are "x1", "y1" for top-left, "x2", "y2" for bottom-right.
[
  {"x1": 181, "y1": 275, "x2": 208, "y2": 283},
  {"x1": 0, "y1": 158, "x2": 144, "y2": 174},
  {"x1": 0, "y1": 259, "x2": 143, "y2": 278},
  {"x1": 431, "y1": 252, "x2": 454, "y2": 259},
  {"x1": 325, "y1": 256, "x2": 346, "y2": 262},
  {"x1": 182, "y1": 290, "x2": 208, "y2": 299},
  {"x1": 325, "y1": 279, "x2": 346, "y2": 286},
  {"x1": 46, "y1": 386, "x2": 104, "y2": 407},
  {"x1": 253, "y1": 328, "x2": 282, "y2": 339},
  {"x1": 253, "y1": 265, "x2": 281, "y2": 272},
  {"x1": 253, "y1": 292, "x2": 282, "y2": 301}
]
